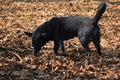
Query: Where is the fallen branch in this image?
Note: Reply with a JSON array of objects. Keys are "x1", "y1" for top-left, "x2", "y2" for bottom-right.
[
  {"x1": 0, "y1": 46, "x2": 26, "y2": 53},
  {"x1": 0, "y1": 47, "x2": 24, "y2": 62},
  {"x1": 8, "y1": 51, "x2": 23, "y2": 63}
]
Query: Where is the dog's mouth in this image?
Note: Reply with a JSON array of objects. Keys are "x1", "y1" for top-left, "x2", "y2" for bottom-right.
[{"x1": 32, "y1": 47, "x2": 41, "y2": 55}]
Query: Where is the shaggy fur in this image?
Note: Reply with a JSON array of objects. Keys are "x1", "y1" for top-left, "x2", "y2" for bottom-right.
[{"x1": 25, "y1": 2, "x2": 106, "y2": 55}]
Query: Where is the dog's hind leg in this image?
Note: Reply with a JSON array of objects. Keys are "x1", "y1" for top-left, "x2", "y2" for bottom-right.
[
  {"x1": 93, "y1": 37, "x2": 101, "y2": 55},
  {"x1": 92, "y1": 27, "x2": 101, "y2": 55},
  {"x1": 79, "y1": 36, "x2": 90, "y2": 53}
]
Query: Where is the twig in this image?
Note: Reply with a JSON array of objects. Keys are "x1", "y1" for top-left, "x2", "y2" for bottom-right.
[
  {"x1": 8, "y1": 51, "x2": 23, "y2": 62},
  {"x1": 0, "y1": 46, "x2": 25, "y2": 53},
  {"x1": 0, "y1": 46, "x2": 25, "y2": 62}
]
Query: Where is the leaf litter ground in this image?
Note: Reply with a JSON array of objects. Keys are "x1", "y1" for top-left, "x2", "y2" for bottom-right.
[{"x1": 0, "y1": 0, "x2": 120, "y2": 80}]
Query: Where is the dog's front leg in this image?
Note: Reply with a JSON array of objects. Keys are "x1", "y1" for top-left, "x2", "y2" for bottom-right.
[
  {"x1": 54, "y1": 39, "x2": 60, "y2": 55},
  {"x1": 60, "y1": 40, "x2": 67, "y2": 56},
  {"x1": 60, "y1": 40, "x2": 65, "y2": 52}
]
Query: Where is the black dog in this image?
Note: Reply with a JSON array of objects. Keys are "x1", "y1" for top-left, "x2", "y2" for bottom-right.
[{"x1": 25, "y1": 2, "x2": 106, "y2": 55}]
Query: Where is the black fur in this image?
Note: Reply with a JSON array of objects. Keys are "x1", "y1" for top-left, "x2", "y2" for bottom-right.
[{"x1": 25, "y1": 2, "x2": 106, "y2": 55}]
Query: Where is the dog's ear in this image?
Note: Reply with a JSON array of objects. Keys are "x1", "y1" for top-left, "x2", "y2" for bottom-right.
[{"x1": 24, "y1": 32, "x2": 33, "y2": 37}]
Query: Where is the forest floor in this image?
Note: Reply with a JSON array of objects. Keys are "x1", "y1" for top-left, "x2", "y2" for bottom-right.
[{"x1": 0, "y1": 0, "x2": 120, "y2": 80}]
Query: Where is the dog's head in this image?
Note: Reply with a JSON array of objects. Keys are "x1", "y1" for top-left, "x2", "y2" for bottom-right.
[{"x1": 24, "y1": 31, "x2": 49, "y2": 54}]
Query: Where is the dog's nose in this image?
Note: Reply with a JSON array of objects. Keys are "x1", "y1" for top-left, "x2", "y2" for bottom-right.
[
  {"x1": 33, "y1": 47, "x2": 40, "y2": 55},
  {"x1": 32, "y1": 47, "x2": 37, "y2": 54}
]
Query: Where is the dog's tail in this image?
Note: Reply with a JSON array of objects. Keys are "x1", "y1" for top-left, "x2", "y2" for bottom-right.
[{"x1": 93, "y1": 2, "x2": 106, "y2": 24}]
